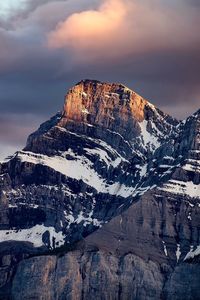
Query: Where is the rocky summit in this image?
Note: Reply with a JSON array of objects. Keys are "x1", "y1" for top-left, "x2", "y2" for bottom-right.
[{"x1": 0, "y1": 79, "x2": 199, "y2": 300}]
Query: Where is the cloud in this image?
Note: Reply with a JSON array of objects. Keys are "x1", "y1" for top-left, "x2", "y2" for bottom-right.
[
  {"x1": 48, "y1": 0, "x2": 200, "y2": 62},
  {"x1": 0, "y1": 0, "x2": 199, "y2": 115},
  {"x1": 48, "y1": 0, "x2": 127, "y2": 55},
  {"x1": 0, "y1": 113, "x2": 45, "y2": 160},
  {"x1": 0, "y1": 0, "x2": 65, "y2": 29}
]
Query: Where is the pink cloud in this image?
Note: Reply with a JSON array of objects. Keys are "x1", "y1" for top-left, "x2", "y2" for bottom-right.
[
  {"x1": 47, "y1": 0, "x2": 200, "y2": 62},
  {"x1": 48, "y1": 0, "x2": 128, "y2": 56}
]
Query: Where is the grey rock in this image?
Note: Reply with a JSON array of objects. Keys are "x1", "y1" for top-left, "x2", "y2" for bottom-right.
[
  {"x1": 0, "y1": 80, "x2": 199, "y2": 299},
  {"x1": 11, "y1": 251, "x2": 164, "y2": 300}
]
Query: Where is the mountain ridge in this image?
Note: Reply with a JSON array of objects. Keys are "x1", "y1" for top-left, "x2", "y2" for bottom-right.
[{"x1": 0, "y1": 79, "x2": 199, "y2": 299}]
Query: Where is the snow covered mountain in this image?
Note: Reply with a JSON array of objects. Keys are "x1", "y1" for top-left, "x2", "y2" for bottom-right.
[{"x1": 0, "y1": 80, "x2": 199, "y2": 299}]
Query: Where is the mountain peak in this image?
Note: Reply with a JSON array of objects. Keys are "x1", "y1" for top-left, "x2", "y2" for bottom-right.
[
  {"x1": 0, "y1": 80, "x2": 199, "y2": 299},
  {"x1": 24, "y1": 79, "x2": 178, "y2": 158},
  {"x1": 62, "y1": 79, "x2": 153, "y2": 126},
  {"x1": 75, "y1": 79, "x2": 132, "y2": 92}
]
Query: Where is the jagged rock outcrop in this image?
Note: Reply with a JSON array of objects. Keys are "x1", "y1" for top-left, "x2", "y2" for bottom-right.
[
  {"x1": 0, "y1": 80, "x2": 199, "y2": 299},
  {"x1": 0, "y1": 80, "x2": 179, "y2": 248}
]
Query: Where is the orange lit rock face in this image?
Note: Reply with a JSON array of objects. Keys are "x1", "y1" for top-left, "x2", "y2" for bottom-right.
[{"x1": 61, "y1": 80, "x2": 148, "y2": 131}]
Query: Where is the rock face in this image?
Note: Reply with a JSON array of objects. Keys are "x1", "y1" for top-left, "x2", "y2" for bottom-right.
[
  {"x1": 11, "y1": 252, "x2": 164, "y2": 300},
  {"x1": 0, "y1": 79, "x2": 199, "y2": 299}
]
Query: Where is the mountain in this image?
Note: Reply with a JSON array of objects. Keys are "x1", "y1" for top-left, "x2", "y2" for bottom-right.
[{"x1": 0, "y1": 80, "x2": 199, "y2": 299}]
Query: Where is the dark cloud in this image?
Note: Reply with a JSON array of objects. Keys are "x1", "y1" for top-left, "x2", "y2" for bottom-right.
[
  {"x1": 0, "y1": 114, "x2": 43, "y2": 145},
  {"x1": 0, "y1": 113, "x2": 45, "y2": 160},
  {"x1": 0, "y1": 0, "x2": 199, "y2": 160},
  {"x1": 0, "y1": 0, "x2": 67, "y2": 29}
]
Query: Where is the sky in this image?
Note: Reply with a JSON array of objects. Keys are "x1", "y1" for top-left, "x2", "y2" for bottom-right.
[{"x1": 0, "y1": 0, "x2": 200, "y2": 160}]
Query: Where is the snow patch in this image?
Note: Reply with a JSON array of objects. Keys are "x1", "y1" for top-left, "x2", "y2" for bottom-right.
[
  {"x1": 183, "y1": 161, "x2": 200, "y2": 173},
  {"x1": 18, "y1": 151, "x2": 107, "y2": 193},
  {"x1": 0, "y1": 225, "x2": 65, "y2": 248},
  {"x1": 82, "y1": 108, "x2": 89, "y2": 114},
  {"x1": 85, "y1": 147, "x2": 125, "y2": 168},
  {"x1": 139, "y1": 120, "x2": 160, "y2": 151},
  {"x1": 158, "y1": 180, "x2": 200, "y2": 199},
  {"x1": 75, "y1": 211, "x2": 102, "y2": 227},
  {"x1": 162, "y1": 240, "x2": 168, "y2": 256},
  {"x1": 139, "y1": 164, "x2": 148, "y2": 177},
  {"x1": 82, "y1": 92, "x2": 87, "y2": 97},
  {"x1": 176, "y1": 244, "x2": 181, "y2": 262},
  {"x1": 184, "y1": 245, "x2": 200, "y2": 261},
  {"x1": 17, "y1": 150, "x2": 133, "y2": 197}
]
